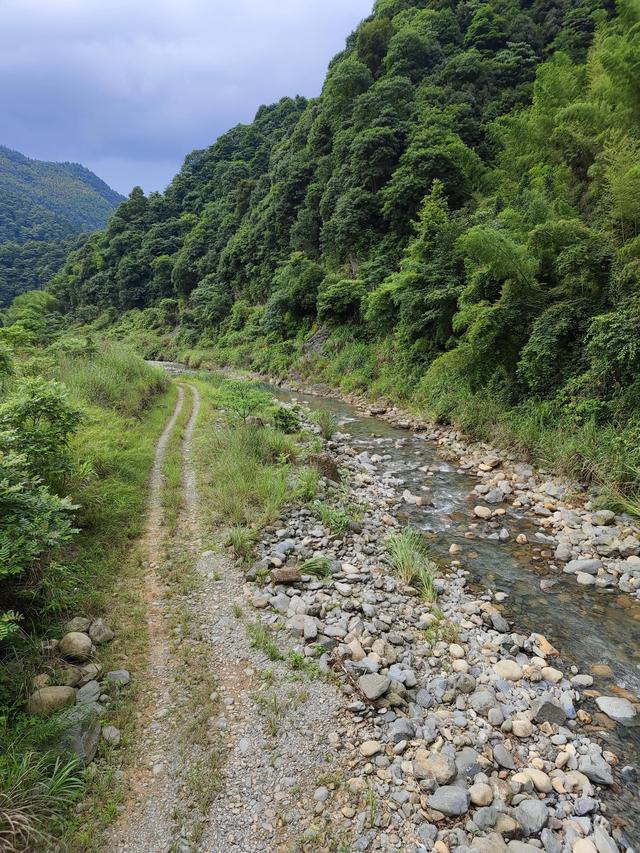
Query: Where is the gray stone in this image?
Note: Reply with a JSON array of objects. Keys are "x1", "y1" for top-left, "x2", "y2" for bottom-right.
[
  {"x1": 474, "y1": 834, "x2": 508, "y2": 853},
  {"x1": 358, "y1": 673, "x2": 390, "y2": 700},
  {"x1": 493, "y1": 742, "x2": 515, "y2": 770},
  {"x1": 106, "y1": 669, "x2": 130, "y2": 685},
  {"x1": 578, "y1": 753, "x2": 613, "y2": 785},
  {"x1": 416, "y1": 689, "x2": 434, "y2": 709},
  {"x1": 531, "y1": 696, "x2": 566, "y2": 725},
  {"x1": 455, "y1": 747, "x2": 481, "y2": 779},
  {"x1": 65, "y1": 617, "x2": 91, "y2": 633},
  {"x1": 59, "y1": 706, "x2": 101, "y2": 764},
  {"x1": 427, "y1": 785, "x2": 470, "y2": 816},
  {"x1": 593, "y1": 827, "x2": 619, "y2": 853},
  {"x1": 474, "y1": 805, "x2": 497, "y2": 830},
  {"x1": 514, "y1": 798, "x2": 549, "y2": 835},
  {"x1": 102, "y1": 725, "x2": 121, "y2": 747},
  {"x1": 469, "y1": 688, "x2": 498, "y2": 716},
  {"x1": 76, "y1": 680, "x2": 101, "y2": 704},
  {"x1": 89, "y1": 618, "x2": 115, "y2": 644},
  {"x1": 595, "y1": 695, "x2": 636, "y2": 722},
  {"x1": 565, "y1": 559, "x2": 602, "y2": 575}
]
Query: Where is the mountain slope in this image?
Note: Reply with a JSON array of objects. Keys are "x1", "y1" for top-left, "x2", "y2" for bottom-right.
[
  {"x1": 0, "y1": 146, "x2": 124, "y2": 305},
  {"x1": 0, "y1": 145, "x2": 123, "y2": 242},
  {"x1": 51, "y1": 0, "x2": 640, "y2": 492}
]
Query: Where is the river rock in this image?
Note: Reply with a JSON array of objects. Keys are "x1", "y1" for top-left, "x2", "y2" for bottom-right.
[
  {"x1": 358, "y1": 673, "x2": 390, "y2": 700},
  {"x1": 27, "y1": 686, "x2": 76, "y2": 715},
  {"x1": 595, "y1": 695, "x2": 636, "y2": 722},
  {"x1": 565, "y1": 559, "x2": 602, "y2": 575},
  {"x1": 493, "y1": 742, "x2": 516, "y2": 770},
  {"x1": 514, "y1": 798, "x2": 549, "y2": 835},
  {"x1": 271, "y1": 566, "x2": 301, "y2": 585},
  {"x1": 414, "y1": 752, "x2": 456, "y2": 784},
  {"x1": 360, "y1": 740, "x2": 382, "y2": 757},
  {"x1": 494, "y1": 659, "x2": 523, "y2": 681},
  {"x1": 531, "y1": 696, "x2": 566, "y2": 725},
  {"x1": 309, "y1": 453, "x2": 341, "y2": 483},
  {"x1": 469, "y1": 782, "x2": 494, "y2": 806},
  {"x1": 427, "y1": 785, "x2": 470, "y2": 816},
  {"x1": 59, "y1": 631, "x2": 93, "y2": 662},
  {"x1": 474, "y1": 506, "x2": 492, "y2": 519}
]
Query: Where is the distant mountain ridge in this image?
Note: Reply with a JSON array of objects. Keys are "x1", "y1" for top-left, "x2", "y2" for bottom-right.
[
  {"x1": 0, "y1": 145, "x2": 124, "y2": 243},
  {"x1": 0, "y1": 145, "x2": 124, "y2": 306}
]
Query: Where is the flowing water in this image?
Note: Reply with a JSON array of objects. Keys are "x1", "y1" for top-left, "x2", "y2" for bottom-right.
[{"x1": 155, "y1": 363, "x2": 640, "y2": 841}]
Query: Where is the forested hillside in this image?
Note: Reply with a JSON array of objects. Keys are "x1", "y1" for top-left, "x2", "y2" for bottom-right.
[
  {"x1": 0, "y1": 146, "x2": 123, "y2": 305},
  {"x1": 51, "y1": 0, "x2": 640, "y2": 493}
]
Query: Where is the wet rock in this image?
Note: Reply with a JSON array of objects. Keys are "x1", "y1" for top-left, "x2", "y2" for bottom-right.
[
  {"x1": 474, "y1": 506, "x2": 492, "y2": 520},
  {"x1": 578, "y1": 753, "x2": 613, "y2": 785},
  {"x1": 565, "y1": 559, "x2": 602, "y2": 575},
  {"x1": 595, "y1": 695, "x2": 636, "y2": 722},
  {"x1": 27, "y1": 686, "x2": 76, "y2": 715},
  {"x1": 59, "y1": 631, "x2": 93, "y2": 662}
]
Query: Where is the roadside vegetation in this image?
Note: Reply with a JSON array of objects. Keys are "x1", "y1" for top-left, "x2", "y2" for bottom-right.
[
  {"x1": 0, "y1": 292, "x2": 170, "y2": 849},
  {"x1": 39, "y1": 0, "x2": 640, "y2": 511}
]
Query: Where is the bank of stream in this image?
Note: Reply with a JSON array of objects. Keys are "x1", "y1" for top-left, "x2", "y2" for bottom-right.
[{"x1": 154, "y1": 362, "x2": 639, "y2": 843}]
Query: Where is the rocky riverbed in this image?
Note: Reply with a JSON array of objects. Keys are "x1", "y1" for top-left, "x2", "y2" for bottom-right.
[{"x1": 240, "y1": 403, "x2": 638, "y2": 852}]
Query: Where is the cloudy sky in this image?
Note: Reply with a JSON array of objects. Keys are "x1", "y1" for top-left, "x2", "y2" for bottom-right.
[{"x1": 0, "y1": 0, "x2": 373, "y2": 195}]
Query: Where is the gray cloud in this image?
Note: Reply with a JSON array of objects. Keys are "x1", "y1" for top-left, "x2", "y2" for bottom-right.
[{"x1": 0, "y1": 0, "x2": 372, "y2": 193}]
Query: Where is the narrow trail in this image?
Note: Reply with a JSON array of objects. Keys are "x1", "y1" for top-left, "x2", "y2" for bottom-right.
[
  {"x1": 108, "y1": 380, "x2": 347, "y2": 852},
  {"x1": 110, "y1": 385, "x2": 187, "y2": 852}
]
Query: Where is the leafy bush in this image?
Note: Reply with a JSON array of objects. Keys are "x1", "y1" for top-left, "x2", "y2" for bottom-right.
[
  {"x1": 0, "y1": 379, "x2": 82, "y2": 485},
  {"x1": 215, "y1": 380, "x2": 272, "y2": 423},
  {"x1": 271, "y1": 406, "x2": 300, "y2": 434}
]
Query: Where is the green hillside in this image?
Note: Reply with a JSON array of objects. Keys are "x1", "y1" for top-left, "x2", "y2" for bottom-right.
[
  {"x1": 51, "y1": 0, "x2": 640, "y2": 495},
  {"x1": 0, "y1": 146, "x2": 123, "y2": 305}
]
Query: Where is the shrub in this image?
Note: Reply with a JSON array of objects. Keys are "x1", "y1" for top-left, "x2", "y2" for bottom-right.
[
  {"x1": 271, "y1": 406, "x2": 300, "y2": 434},
  {"x1": 0, "y1": 378, "x2": 82, "y2": 485},
  {"x1": 215, "y1": 380, "x2": 272, "y2": 423}
]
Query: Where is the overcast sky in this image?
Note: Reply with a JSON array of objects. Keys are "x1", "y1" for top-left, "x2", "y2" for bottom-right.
[{"x1": 0, "y1": 0, "x2": 373, "y2": 195}]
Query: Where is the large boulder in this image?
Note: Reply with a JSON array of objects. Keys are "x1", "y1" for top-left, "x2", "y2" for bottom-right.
[
  {"x1": 27, "y1": 686, "x2": 76, "y2": 715},
  {"x1": 59, "y1": 631, "x2": 93, "y2": 662}
]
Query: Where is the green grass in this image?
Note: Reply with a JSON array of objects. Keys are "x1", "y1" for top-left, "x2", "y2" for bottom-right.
[
  {"x1": 226, "y1": 526, "x2": 255, "y2": 560},
  {"x1": 246, "y1": 621, "x2": 283, "y2": 661},
  {"x1": 386, "y1": 527, "x2": 439, "y2": 600},
  {"x1": 301, "y1": 555, "x2": 333, "y2": 578},
  {"x1": 0, "y1": 342, "x2": 173, "y2": 849},
  {"x1": 313, "y1": 409, "x2": 338, "y2": 440},
  {"x1": 313, "y1": 501, "x2": 350, "y2": 534}
]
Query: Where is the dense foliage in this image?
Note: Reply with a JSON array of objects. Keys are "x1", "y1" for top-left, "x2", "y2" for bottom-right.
[
  {"x1": 0, "y1": 146, "x2": 122, "y2": 306},
  {"x1": 50, "y1": 0, "x2": 640, "y2": 493}
]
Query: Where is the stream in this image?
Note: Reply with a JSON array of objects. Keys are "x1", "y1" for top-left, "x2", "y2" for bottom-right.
[{"x1": 156, "y1": 363, "x2": 640, "y2": 841}]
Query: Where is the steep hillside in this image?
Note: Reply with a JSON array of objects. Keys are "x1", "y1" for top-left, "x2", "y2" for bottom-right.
[
  {"x1": 51, "y1": 0, "x2": 640, "y2": 494},
  {"x1": 0, "y1": 145, "x2": 123, "y2": 241},
  {"x1": 0, "y1": 146, "x2": 124, "y2": 305}
]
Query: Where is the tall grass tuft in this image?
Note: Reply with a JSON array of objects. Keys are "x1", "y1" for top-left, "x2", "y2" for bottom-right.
[
  {"x1": 56, "y1": 343, "x2": 168, "y2": 417},
  {"x1": 386, "y1": 527, "x2": 439, "y2": 600},
  {"x1": 313, "y1": 409, "x2": 338, "y2": 440},
  {"x1": 0, "y1": 750, "x2": 82, "y2": 851}
]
